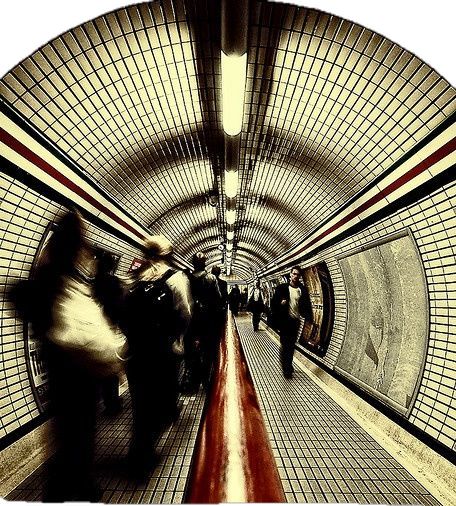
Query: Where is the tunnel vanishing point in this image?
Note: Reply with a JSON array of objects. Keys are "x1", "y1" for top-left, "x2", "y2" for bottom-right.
[{"x1": 0, "y1": 0, "x2": 455, "y2": 504}]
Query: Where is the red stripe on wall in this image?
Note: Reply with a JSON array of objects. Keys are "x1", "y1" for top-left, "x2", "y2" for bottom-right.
[
  {"x1": 278, "y1": 136, "x2": 456, "y2": 268},
  {"x1": 0, "y1": 127, "x2": 147, "y2": 241}
]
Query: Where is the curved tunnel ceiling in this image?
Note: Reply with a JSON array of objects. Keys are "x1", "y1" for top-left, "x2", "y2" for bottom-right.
[{"x1": 0, "y1": 0, "x2": 454, "y2": 280}]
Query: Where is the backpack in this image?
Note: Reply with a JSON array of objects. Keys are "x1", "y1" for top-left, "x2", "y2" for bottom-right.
[
  {"x1": 123, "y1": 269, "x2": 176, "y2": 354},
  {"x1": 190, "y1": 271, "x2": 220, "y2": 317}
]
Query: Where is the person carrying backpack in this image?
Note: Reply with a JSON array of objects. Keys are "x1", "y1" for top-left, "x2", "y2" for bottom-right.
[
  {"x1": 123, "y1": 235, "x2": 192, "y2": 475},
  {"x1": 183, "y1": 252, "x2": 222, "y2": 392}
]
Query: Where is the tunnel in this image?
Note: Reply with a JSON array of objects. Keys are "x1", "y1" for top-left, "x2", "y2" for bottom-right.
[{"x1": 0, "y1": 0, "x2": 455, "y2": 504}]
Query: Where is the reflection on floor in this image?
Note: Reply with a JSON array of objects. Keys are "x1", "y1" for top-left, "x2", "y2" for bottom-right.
[
  {"x1": 6, "y1": 314, "x2": 445, "y2": 505},
  {"x1": 6, "y1": 387, "x2": 206, "y2": 503},
  {"x1": 236, "y1": 315, "x2": 441, "y2": 506}
]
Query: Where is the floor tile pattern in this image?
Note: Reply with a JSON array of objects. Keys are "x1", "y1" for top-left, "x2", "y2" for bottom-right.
[
  {"x1": 6, "y1": 386, "x2": 206, "y2": 503},
  {"x1": 235, "y1": 315, "x2": 441, "y2": 506},
  {"x1": 6, "y1": 317, "x2": 444, "y2": 505}
]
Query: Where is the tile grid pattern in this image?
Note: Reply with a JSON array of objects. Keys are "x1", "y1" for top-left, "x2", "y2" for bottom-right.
[
  {"x1": 236, "y1": 315, "x2": 441, "y2": 505},
  {"x1": 0, "y1": 171, "x2": 143, "y2": 441},
  {"x1": 6, "y1": 388, "x2": 206, "y2": 503},
  {"x1": 290, "y1": 179, "x2": 456, "y2": 450},
  {"x1": 1, "y1": 0, "x2": 455, "y2": 276}
]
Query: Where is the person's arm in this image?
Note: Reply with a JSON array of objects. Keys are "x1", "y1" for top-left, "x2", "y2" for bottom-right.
[{"x1": 167, "y1": 271, "x2": 192, "y2": 353}]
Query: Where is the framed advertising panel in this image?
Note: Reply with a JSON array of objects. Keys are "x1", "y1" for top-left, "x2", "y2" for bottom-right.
[
  {"x1": 23, "y1": 222, "x2": 57, "y2": 413},
  {"x1": 335, "y1": 229, "x2": 428, "y2": 416},
  {"x1": 298, "y1": 262, "x2": 335, "y2": 356}
]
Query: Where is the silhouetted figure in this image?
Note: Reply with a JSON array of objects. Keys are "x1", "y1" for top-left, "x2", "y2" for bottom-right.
[
  {"x1": 228, "y1": 284, "x2": 241, "y2": 315},
  {"x1": 184, "y1": 252, "x2": 222, "y2": 391},
  {"x1": 11, "y1": 211, "x2": 127, "y2": 501},
  {"x1": 211, "y1": 265, "x2": 228, "y2": 334},
  {"x1": 270, "y1": 266, "x2": 312, "y2": 379},
  {"x1": 211, "y1": 265, "x2": 228, "y2": 310},
  {"x1": 123, "y1": 235, "x2": 191, "y2": 475},
  {"x1": 240, "y1": 287, "x2": 248, "y2": 310},
  {"x1": 247, "y1": 280, "x2": 265, "y2": 331},
  {"x1": 94, "y1": 251, "x2": 124, "y2": 415}
]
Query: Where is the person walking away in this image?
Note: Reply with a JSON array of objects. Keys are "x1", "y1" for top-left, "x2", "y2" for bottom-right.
[
  {"x1": 123, "y1": 235, "x2": 191, "y2": 474},
  {"x1": 186, "y1": 252, "x2": 222, "y2": 390},
  {"x1": 94, "y1": 251, "x2": 125, "y2": 415},
  {"x1": 270, "y1": 266, "x2": 312, "y2": 379},
  {"x1": 211, "y1": 265, "x2": 228, "y2": 334},
  {"x1": 228, "y1": 284, "x2": 241, "y2": 315},
  {"x1": 240, "y1": 287, "x2": 248, "y2": 311},
  {"x1": 211, "y1": 265, "x2": 228, "y2": 309},
  {"x1": 10, "y1": 211, "x2": 128, "y2": 501},
  {"x1": 247, "y1": 280, "x2": 265, "y2": 331}
]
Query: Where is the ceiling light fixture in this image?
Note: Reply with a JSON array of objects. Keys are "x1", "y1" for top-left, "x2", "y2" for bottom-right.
[
  {"x1": 221, "y1": 51, "x2": 247, "y2": 136},
  {"x1": 226, "y1": 209, "x2": 236, "y2": 224},
  {"x1": 225, "y1": 170, "x2": 238, "y2": 198}
]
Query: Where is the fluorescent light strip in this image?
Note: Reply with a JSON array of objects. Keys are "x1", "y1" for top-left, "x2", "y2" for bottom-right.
[
  {"x1": 221, "y1": 51, "x2": 247, "y2": 136},
  {"x1": 225, "y1": 170, "x2": 238, "y2": 198},
  {"x1": 226, "y1": 209, "x2": 236, "y2": 225}
]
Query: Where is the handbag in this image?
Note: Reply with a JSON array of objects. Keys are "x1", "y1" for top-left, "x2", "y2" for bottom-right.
[{"x1": 49, "y1": 275, "x2": 129, "y2": 376}]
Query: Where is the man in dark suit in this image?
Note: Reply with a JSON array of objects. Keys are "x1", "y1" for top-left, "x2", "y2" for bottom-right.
[
  {"x1": 211, "y1": 265, "x2": 228, "y2": 310},
  {"x1": 270, "y1": 266, "x2": 312, "y2": 378}
]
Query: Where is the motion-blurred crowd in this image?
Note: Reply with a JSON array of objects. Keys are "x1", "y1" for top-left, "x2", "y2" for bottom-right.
[{"x1": 10, "y1": 209, "x2": 311, "y2": 501}]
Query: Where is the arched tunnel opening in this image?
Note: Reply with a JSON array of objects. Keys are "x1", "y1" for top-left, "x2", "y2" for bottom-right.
[{"x1": 0, "y1": 0, "x2": 455, "y2": 504}]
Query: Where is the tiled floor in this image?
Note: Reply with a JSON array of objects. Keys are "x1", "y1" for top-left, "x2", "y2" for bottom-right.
[
  {"x1": 6, "y1": 386, "x2": 206, "y2": 503},
  {"x1": 236, "y1": 315, "x2": 442, "y2": 506},
  {"x1": 6, "y1": 316, "x2": 444, "y2": 504}
]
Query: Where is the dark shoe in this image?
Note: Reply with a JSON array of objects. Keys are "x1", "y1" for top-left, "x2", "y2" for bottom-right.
[
  {"x1": 103, "y1": 403, "x2": 123, "y2": 416},
  {"x1": 126, "y1": 449, "x2": 159, "y2": 479},
  {"x1": 283, "y1": 366, "x2": 294, "y2": 379}
]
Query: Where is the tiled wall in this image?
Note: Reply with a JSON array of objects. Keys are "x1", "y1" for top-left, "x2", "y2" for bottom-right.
[
  {"x1": 1, "y1": 167, "x2": 455, "y2": 454},
  {"x1": 0, "y1": 171, "x2": 143, "y2": 444},
  {"x1": 298, "y1": 180, "x2": 455, "y2": 451}
]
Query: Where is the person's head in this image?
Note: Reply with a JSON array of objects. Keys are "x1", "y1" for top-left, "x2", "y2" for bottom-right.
[
  {"x1": 289, "y1": 266, "x2": 302, "y2": 287},
  {"x1": 211, "y1": 265, "x2": 221, "y2": 277},
  {"x1": 96, "y1": 251, "x2": 117, "y2": 276},
  {"x1": 48, "y1": 210, "x2": 85, "y2": 275},
  {"x1": 144, "y1": 235, "x2": 173, "y2": 260},
  {"x1": 192, "y1": 251, "x2": 207, "y2": 271}
]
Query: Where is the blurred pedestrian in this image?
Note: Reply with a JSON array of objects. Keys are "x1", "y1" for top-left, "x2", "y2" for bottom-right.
[
  {"x1": 123, "y1": 235, "x2": 191, "y2": 474},
  {"x1": 11, "y1": 210, "x2": 127, "y2": 501},
  {"x1": 211, "y1": 265, "x2": 228, "y2": 333},
  {"x1": 94, "y1": 251, "x2": 125, "y2": 415},
  {"x1": 184, "y1": 252, "x2": 222, "y2": 391},
  {"x1": 240, "y1": 287, "x2": 248, "y2": 310},
  {"x1": 228, "y1": 284, "x2": 241, "y2": 315},
  {"x1": 211, "y1": 265, "x2": 228, "y2": 310}
]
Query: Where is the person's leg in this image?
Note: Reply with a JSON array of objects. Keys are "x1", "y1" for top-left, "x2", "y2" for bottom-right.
[
  {"x1": 253, "y1": 311, "x2": 261, "y2": 330},
  {"x1": 101, "y1": 375, "x2": 122, "y2": 414},
  {"x1": 279, "y1": 319, "x2": 299, "y2": 377}
]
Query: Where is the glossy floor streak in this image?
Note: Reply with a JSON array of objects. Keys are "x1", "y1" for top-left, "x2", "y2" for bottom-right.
[
  {"x1": 186, "y1": 314, "x2": 285, "y2": 503},
  {"x1": 235, "y1": 315, "x2": 441, "y2": 505},
  {"x1": 6, "y1": 387, "x2": 206, "y2": 503},
  {"x1": 6, "y1": 315, "x2": 445, "y2": 504}
]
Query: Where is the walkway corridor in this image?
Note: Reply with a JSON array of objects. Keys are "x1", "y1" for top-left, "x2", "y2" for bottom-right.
[{"x1": 5, "y1": 315, "x2": 448, "y2": 505}]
